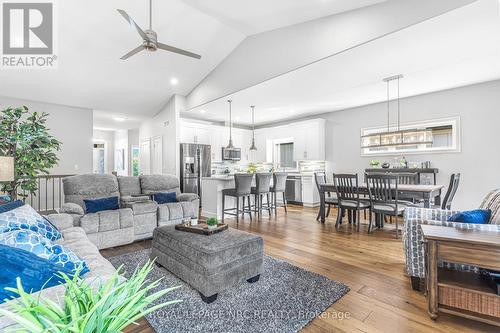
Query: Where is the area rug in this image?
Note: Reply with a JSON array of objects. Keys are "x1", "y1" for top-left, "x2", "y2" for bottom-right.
[{"x1": 108, "y1": 249, "x2": 349, "y2": 333}]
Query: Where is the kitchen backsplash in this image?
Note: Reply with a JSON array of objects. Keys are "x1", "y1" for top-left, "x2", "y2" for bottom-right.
[
  {"x1": 298, "y1": 160, "x2": 326, "y2": 173},
  {"x1": 211, "y1": 161, "x2": 274, "y2": 175}
]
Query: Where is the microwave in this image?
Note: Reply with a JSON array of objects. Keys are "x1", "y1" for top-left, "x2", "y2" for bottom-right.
[{"x1": 222, "y1": 147, "x2": 241, "y2": 161}]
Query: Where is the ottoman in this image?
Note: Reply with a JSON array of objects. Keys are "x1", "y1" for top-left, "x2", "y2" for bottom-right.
[{"x1": 151, "y1": 226, "x2": 263, "y2": 303}]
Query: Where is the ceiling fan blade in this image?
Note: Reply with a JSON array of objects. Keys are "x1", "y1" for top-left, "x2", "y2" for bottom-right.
[
  {"x1": 117, "y1": 9, "x2": 148, "y2": 41},
  {"x1": 121, "y1": 46, "x2": 145, "y2": 60},
  {"x1": 157, "y1": 42, "x2": 201, "y2": 59}
]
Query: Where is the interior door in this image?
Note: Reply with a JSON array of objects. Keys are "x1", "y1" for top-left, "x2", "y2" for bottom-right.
[
  {"x1": 152, "y1": 136, "x2": 162, "y2": 174},
  {"x1": 140, "y1": 139, "x2": 151, "y2": 175}
]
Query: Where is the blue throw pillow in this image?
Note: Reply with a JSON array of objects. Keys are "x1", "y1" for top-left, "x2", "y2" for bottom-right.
[
  {"x1": 448, "y1": 209, "x2": 492, "y2": 224},
  {"x1": 0, "y1": 195, "x2": 12, "y2": 205},
  {"x1": 84, "y1": 196, "x2": 119, "y2": 214},
  {"x1": 152, "y1": 192, "x2": 177, "y2": 204},
  {"x1": 0, "y1": 199, "x2": 24, "y2": 214},
  {"x1": 0, "y1": 244, "x2": 78, "y2": 303},
  {"x1": 0, "y1": 230, "x2": 89, "y2": 275},
  {"x1": 0, "y1": 204, "x2": 62, "y2": 241}
]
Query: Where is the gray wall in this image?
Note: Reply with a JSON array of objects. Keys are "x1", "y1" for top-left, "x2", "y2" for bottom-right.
[
  {"x1": 323, "y1": 80, "x2": 500, "y2": 210},
  {"x1": 0, "y1": 96, "x2": 93, "y2": 175}
]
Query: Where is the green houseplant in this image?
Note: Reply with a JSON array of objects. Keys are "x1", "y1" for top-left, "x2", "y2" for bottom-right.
[
  {"x1": 206, "y1": 217, "x2": 219, "y2": 230},
  {"x1": 0, "y1": 106, "x2": 61, "y2": 200},
  {"x1": 0, "y1": 260, "x2": 180, "y2": 333}
]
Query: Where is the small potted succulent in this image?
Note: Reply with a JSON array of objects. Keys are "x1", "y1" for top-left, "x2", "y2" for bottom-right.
[{"x1": 206, "y1": 217, "x2": 219, "y2": 230}]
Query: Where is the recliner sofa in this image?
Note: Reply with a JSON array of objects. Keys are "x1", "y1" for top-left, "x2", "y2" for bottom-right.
[{"x1": 61, "y1": 174, "x2": 199, "y2": 250}]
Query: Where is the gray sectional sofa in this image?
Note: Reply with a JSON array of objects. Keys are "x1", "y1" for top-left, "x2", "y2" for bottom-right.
[
  {"x1": 61, "y1": 174, "x2": 199, "y2": 250},
  {"x1": 0, "y1": 213, "x2": 117, "y2": 330}
]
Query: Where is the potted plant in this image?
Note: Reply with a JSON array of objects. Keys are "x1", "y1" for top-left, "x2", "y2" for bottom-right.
[
  {"x1": 0, "y1": 260, "x2": 180, "y2": 332},
  {"x1": 0, "y1": 106, "x2": 61, "y2": 200},
  {"x1": 206, "y1": 217, "x2": 219, "y2": 230}
]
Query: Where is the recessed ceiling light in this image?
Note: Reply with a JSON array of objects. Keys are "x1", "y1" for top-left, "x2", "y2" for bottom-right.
[
  {"x1": 200, "y1": 109, "x2": 206, "y2": 114},
  {"x1": 170, "y1": 77, "x2": 178, "y2": 85},
  {"x1": 113, "y1": 116, "x2": 126, "y2": 122}
]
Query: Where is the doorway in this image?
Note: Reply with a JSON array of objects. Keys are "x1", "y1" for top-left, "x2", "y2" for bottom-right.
[{"x1": 92, "y1": 142, "x2": 106, "y2": 174}]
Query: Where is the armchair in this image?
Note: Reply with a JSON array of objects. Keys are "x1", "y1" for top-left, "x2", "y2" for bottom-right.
[{"x1": 403, "y1": 189, "x2": 500, "y2": 290}]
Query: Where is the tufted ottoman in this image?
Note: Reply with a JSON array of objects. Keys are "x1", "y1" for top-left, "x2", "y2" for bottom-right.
[{"x1": 151, "y1": 225, "x2": 263, "y2": 303}]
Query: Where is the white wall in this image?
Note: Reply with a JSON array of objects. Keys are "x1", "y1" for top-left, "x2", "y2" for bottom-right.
[
  {"x1": 139, "y1": 95, "x2": 183, "y2": 177},
  {"x1": 0, "y1": 96, "x2": 93, "y2": 175},
  {"x1": 322, "y1": 80, "x2": 500, "y2": 210},
  {"x1": 92, "y1": 129, "x2": 115, "y2": 174},
  {"x1": 114, "y1": 129, "x2": 128, "y2": 176}
]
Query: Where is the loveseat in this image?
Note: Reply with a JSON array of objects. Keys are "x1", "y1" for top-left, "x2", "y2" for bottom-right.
[
  {"x1": 61, "y1": 174, "x2": 199, "y2": 250},
  {"x1": 403, "y1": 189, "x2": 500, "y2": 290}
]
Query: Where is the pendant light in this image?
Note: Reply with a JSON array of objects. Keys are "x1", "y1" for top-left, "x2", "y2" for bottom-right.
[
  {"x1": 226, "y1": 100, "x2": 234, "y2": 149},
  {"x1": 249, "y1": 105, "x2": 257, "y2": 151},
  {"x1": 361, "y1": 74, "x2": 433, "y2": 149}
]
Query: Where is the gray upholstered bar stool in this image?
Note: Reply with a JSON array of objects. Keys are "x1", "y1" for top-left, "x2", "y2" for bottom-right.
[
  {"x1": 251, "y1": 173, "x2": 273, "y2": 217},
  {"x1": 270, "y1": 172, "x2": 288, "y2": 215},
  {"x1": 222, "y1": 173, "x2": 254, "y2": 223}
]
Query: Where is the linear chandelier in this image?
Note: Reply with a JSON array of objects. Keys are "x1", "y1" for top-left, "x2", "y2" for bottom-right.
[{"x1": 361, "y1": 74, "x2": 433, "y2": 149}]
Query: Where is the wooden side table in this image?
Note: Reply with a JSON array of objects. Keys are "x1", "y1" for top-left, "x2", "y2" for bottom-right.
[{"x1": 421, "y1": 225, "x2": 500, "y2": 327}]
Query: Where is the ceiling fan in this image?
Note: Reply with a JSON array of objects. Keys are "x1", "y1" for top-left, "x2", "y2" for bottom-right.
[{"x1": 117, "y1": 0, "x2": 201, "y2": 60}]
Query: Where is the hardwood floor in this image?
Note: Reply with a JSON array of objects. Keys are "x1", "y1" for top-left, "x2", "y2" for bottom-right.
[{"x1": 101, "y1": 205, "x2": 497, "y2": 333}]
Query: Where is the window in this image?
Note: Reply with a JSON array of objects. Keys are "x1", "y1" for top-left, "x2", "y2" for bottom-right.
[
  {"x1": 131, "y1": 146, "x2": 140, "y2": 176},
  {"x1": 275, "y1": 142, "x2": 295, "y2": 168},
  {"x1": 361, "y1": 117, "x2": 461, "y2": 156}
]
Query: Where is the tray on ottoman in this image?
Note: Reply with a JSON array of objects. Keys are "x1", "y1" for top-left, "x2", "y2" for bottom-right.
[
  {"x1": 151, "y1": 225, "x2": 263, "y2": 304},
  {"x1": 175, "y1": 223, "x2": 228, "y2": 235}
]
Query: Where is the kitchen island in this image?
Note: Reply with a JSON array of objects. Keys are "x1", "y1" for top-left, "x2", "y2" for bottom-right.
[{"x1": 201, "y1": 176, "x2": 237, "y2": 219}]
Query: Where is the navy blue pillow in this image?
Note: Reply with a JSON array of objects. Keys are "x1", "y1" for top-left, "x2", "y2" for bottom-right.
[
  {"x1": 83, "y1": 196, "x2": 119, "y2": 214},
  {"x1": 153, "y1": 192, "x2": 177, "y2": 204},
  {"x1": 0, "y1": 244, "x2": 78, "y2": 304},
  {"x1": 0, "y1": 200, "x2": 24, "y2": 214},
  {"x1": 448, "y1": 209, "x2": 492, "y2": 224}
]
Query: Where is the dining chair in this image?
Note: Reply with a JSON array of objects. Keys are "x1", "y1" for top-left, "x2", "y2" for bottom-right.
[
  {"x1": 314, "y1": 171, "x2": 337, "y2": 221},
  {"x1": 222, "y1": 173, "x2": 254, "y2": 223},
  {"x1": 440, "y1": 173, "x2": 461, "y2": 210},
  {"x1": 365, "y1": 173, "x2": 412, "y2": 238},
  {"x1": 397, "y1": 172, "x2": 419, "y2": 185},
  {"x1": 270, "y1": 172, "x2": 288, "y2": 215},
  {"x1": 251, "y1": 173, "x2": 273, "y2": 217},
  {"x1": 333, "y1": 173, "x2": 370, "y2": 231}
]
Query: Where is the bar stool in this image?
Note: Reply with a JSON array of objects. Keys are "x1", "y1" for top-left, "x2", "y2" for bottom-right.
[
  {"x1": 251, "y1": 173, "x2": 272, "y2": 217},
  {"x1": 270, "y1": 172, "x2": 288, "y2": 215},
  {"x1": 222, "y1": 173, "x2": 254, "y2": 223}
]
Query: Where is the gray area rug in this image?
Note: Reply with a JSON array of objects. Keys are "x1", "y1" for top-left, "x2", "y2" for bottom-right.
[{"x1": 109, "y1": 249, "x2": 349, "y2": 333}]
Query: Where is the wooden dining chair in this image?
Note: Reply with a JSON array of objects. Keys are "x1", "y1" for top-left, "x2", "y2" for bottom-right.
[
  {"x1": 440, "y1": 173, "x2": 461, "y2": 210},
  {"x1": 333, "y1": 173, "x2": 370, "y2": 231},
  {"x1": 314, "y1": 172, "x2": 337, "y2": 221},
  {"x1": 397, "y1": 172, "x2": 419, "y2": 185},
  {"x1": 365, "y1": 173, "x2": 412, "y2": 238}
]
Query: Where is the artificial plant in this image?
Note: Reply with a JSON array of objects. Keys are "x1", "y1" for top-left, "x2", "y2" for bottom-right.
[
  {"x1": 0, "y1": 106, "x2": 61, "y2": 199},
  {"x1": 0, "y1": 260, "x2": 181, "y2": 333}
]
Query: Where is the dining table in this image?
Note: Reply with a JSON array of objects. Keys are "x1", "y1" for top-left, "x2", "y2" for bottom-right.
[{"x1": 318, "y1": 183, "x2": 444, "y2": 223}]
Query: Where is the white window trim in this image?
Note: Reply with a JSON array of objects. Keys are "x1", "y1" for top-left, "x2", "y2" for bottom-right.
[{"x1": 360, "y1": 116, "x2": 461, "y2": 157}]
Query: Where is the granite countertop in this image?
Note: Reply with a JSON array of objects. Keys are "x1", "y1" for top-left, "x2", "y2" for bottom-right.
[{"x1": 202, "y1": 175, "x2": 234, "y2": 181}]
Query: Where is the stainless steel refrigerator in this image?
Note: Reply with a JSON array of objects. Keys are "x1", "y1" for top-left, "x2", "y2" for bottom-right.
[{"x1": 180, "y1": 143, "x2": 211, "y2": 207}]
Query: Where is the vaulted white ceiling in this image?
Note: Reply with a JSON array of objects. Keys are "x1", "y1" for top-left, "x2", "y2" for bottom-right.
[
  {"x1": 183, "y1": 0, "x2": 500, "y2": 126},
  {"x1": 0, "y1": 0, "x2": 245, "y2": 126},
  {"x1": 181, "y1": 0, "x2": 386, "y2": 35}
]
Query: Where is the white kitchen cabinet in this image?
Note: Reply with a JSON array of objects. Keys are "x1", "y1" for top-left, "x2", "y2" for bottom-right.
[
  {"x1": 301, "y1": 175, "x2": 320, "y2": 207},
  {"x1": 180, "y1": 125, "x2": 196, "y2": 144},
  {"x1": 293, "y1": 119, "x2": 325, "y2": 161}
]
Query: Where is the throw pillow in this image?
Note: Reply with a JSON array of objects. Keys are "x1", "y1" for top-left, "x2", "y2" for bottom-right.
[
  {"x1": 0, "y1": 244, "x2": 78, "y2": 303},
  {"x1": 448, "y1": 209, "x2": 492, "y2": 224},
  {"x1": 0, "y1": 199, "x2": 24, "y2": 214},
  {"x1": 84, "y1": 196, "x2": 119, "y2": 214},
  {"x1": 0, "y1": 204, "x2": 62, "y2": 241},
  {"x1": 0, "y1": 230, "x2": 89, "y2": 275},
  {"x1": 152, "y1": 192, "x2": 177, "y2": 204},
  {"x1": 0, "y1": 195, "x2": 12, "y2": 205}
]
